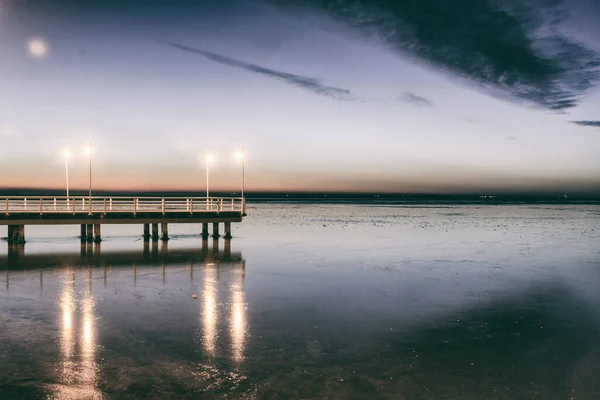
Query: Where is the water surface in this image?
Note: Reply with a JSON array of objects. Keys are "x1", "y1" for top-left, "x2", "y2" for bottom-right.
[{"x1": 1, "y1": 204, "x2": 600, "y2": 399}]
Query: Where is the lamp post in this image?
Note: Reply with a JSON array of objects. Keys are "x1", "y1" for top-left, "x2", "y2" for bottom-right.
[
  {"x1": 206, "y1": 155, "x2": 214, "y2": 198},
  {"x1": 235, "y1": 149, "x2": 245, "y2": 199},
  {"x1": 85, "y1": 143, "x2": 92, "y2": 213},
  {"x1": 64, "y1": 149, "x2": 71, "y2": 201}
]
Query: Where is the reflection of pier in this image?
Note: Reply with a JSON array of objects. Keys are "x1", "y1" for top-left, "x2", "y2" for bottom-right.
[
  {"x1": 1, "y1": 235, "x2": 248, "y2": 397},
  {"x1": 1, "y1": 239, "x2": 243, "y2": 270}
]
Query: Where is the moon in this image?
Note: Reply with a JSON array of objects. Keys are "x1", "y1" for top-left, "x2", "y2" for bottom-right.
[{"x1": 27, "y1": 38, "x2": 49, "y2": 58}]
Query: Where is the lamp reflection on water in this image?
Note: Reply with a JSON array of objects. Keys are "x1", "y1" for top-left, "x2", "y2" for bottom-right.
[
  {"x1": 230, "y1": 282, "x2": 246, "y2": 363},
  {"x1": 200, "y1": 260, "x2": 247, "y2": 363},
  {"x1": 202, "y1": 266, "x2": 218, "y2": 357},
  {"x1": 53, "y1": 268, "x2": 101, "y2": 399},
  {"x1": 80, "y1": 291, "x2": 97, "y2": 390},
  {"x1": 60, "y1": 272, "x2": 75, "y2": 363}
]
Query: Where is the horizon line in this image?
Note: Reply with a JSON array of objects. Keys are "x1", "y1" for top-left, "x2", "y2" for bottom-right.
[{"x1": 0, "y1": 187, "x2": 598, "y2": 198}]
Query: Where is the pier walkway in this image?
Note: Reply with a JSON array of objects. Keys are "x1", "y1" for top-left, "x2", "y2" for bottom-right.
[{"x1": 0, "y1": 196, "x2": 246, "y2": 243}]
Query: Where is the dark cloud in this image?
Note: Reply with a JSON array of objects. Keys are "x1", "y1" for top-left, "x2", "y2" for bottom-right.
[
  {"x1": 168, "y1": 43, "x2": 353, "y2": 100},
  {"x1": 401, "y1": 92, "x2": 434, "y2": 108},
  {"x1": 269, "y1": 0, "x2": 600, "y2": 111},
  {"x1": 571, "y1": 120, "x2": 600, "y2": 127}
]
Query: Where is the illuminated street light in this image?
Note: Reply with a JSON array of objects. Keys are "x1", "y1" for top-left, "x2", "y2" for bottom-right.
[
  {"x1": 84, "y1": 143, "x2": 92, "y2": 213},
  {"x1": 64, "y1": 150, "x2": 71, "y2": 201},
  {"x1": 206, "y1": 155, "x2": 214, "y2": 198},
  {"x1": 235, "y1": 149, "x2": 245, "y2": 200}
]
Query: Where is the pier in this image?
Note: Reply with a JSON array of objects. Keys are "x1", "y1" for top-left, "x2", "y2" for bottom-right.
[{"x1": 0, "y1": 196, "x2": 246, "y2": 243}]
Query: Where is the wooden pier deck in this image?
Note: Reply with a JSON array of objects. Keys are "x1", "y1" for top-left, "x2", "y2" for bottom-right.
[{"x1": 1, "y1": 196, "x2": 246, "y2": 243}]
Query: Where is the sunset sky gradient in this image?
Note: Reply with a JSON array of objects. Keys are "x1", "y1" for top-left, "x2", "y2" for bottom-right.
[{"x1": 1, "y1": 0, "x2": 599, "y2": 194}]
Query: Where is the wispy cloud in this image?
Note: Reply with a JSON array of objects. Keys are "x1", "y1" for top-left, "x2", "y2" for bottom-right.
[
  {"x1": 274, "y1": 0, "x2": 600, "y2": 111},
  {"x1": 401, "y1": 92, "x2": 434, "y2": 108},
  {"x1": 571, "y1": 120, "x2": 600, "y2": 128},
  {"x1": 168, "y1": 43, "x2": 353, "y2": 101}
]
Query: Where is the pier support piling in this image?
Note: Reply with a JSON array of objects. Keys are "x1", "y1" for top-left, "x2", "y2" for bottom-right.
[
  {"x1": 151, "y1": 223, "x2": 159, "y2": 241},
  {"x1": 224, "y1": 222, "x2": 232, "y2": 239},
  {"x1": 202, "y1": 223, "x2": 209, "y2": 239},
  {"x1": 93, "y1": 224, "x2": 102, "y2": 243},
  {"x1": 212, "y1": 222, "x2": 220, "y2": 239},
  {"x1": 86, "y1": 224, "x2": 94, "y2": 243},
  {"x1": 80, "y1": 224, "x2": 87, "y2": 242},
  {"x1": 161, "y1": 223, "x2": 169, "y2": 241},
  {"x1": 143, "y1": 223, "x2": 150, "y2": 242},
  {"x1": 7, "y1": 225, "x2": 25, "y2": 244}
]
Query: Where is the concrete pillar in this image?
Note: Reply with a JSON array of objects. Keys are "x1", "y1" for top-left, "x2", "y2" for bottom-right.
[
  {"x1": 202, "y1": 223, "x2": 209, "y2": 239},
  {"x1": 8, "y1": 225, "x2": 25, "y2": 244},
  {"x1": 143, "y1": 223, "x2": 150, "y2": 242},
  {"x1": 161, "y1": 223, "x2": 169, "y2": 241},
  {"x1": 93, "y1": 224, "x2": 102, "y2": 243},
  {"x1": 224, "y1": 222, "x2": 232, "y2": 239},
  {"x1": 80, "y1": 224, "x2": 87, "y2": 242},
  {"x1": 86, "y1": 224, "x2": 94, "y2": 243},
  {"x1": 212, "y1": 222, "x2": 220, "y2": 239},
  {"x1": 152, "y1": 223, "x2": 159, "y2": 241}
]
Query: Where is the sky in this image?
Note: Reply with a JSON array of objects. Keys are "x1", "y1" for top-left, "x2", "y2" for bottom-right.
[{"x1": 1, "y1": 0, "x2": 599, "y2": 194}]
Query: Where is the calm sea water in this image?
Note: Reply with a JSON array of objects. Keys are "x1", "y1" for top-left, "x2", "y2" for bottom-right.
[{"x1": 1, "y1": 204, "x2": 599, "y2": 399}]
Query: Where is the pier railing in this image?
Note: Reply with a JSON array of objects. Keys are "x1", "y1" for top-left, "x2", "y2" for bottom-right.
[{"x1": 2, "y1": 196, "x2": 246, "y2": 216}]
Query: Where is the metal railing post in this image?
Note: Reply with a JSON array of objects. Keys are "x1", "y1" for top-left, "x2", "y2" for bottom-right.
[
  {"x1": 72, "y1": 198, "x2": 76, "y2": 215},
  {"x1": 53, "y1": 198, "x2": 57, "y2": 211},
  {"x1": 218, "y1": 199, "x2": 222, "y2": 212},
  {"x1": 190, "y1": 199, "x2": 194, "y2": 215},
  {"x1": 103, "y1": 198, "x2": 107, "y2": 215},
  {"x1": 162, "y1": 199, "x2": 165, "y2": 216},
  {"x1": 110, "y1": 198, "x2": 113, "y2": 211},
  {"x1": 134, "y1": 198, "x2": 137, "y2": 216},
  {"x1": 24, "y1": 197, "x2": 27, "y2": 211},
  {"x1": 5, "y1": 198, "x2": 8, "y2": 216},
  {"x1": 40, "y1": 198, "x2": 43, "y2": 215}
]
